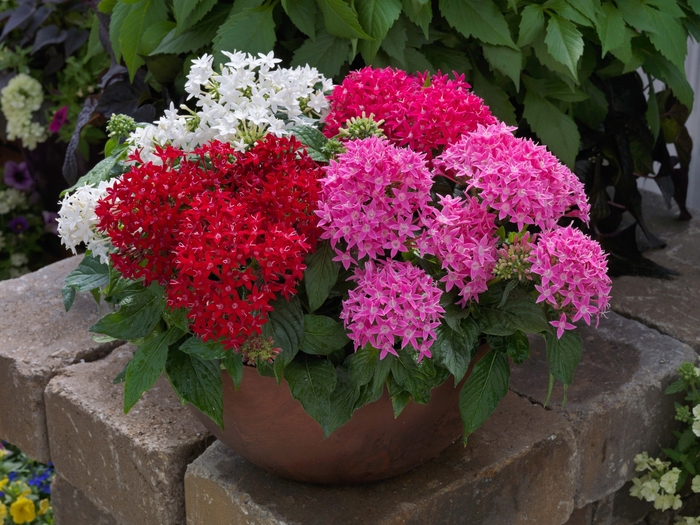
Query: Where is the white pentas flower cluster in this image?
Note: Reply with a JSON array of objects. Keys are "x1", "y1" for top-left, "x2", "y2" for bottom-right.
[
  {"x1": 57, "y1": 180, "x2": 117, "y2": 264},
  {"x1": 0, "y1": 73, "x2": 47, "y2": 150},
  {"x1": 0, "y1": 188, "x2": 27, "y2": 215},
  {"x1": 630, "y1": 452, "x2": 685, "y2": 511},
  {"x1": 128, "y1": 51, "x2": 333, "y2": 162}
]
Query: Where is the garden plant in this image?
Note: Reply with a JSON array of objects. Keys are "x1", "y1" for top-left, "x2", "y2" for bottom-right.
[{"x1": 0, "y1": 442, "x2": 54, "y2": 525}]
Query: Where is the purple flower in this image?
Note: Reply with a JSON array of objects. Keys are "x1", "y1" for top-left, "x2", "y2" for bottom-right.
[
  {"x1": 49, "y1": 105, "x2": 69, "y2": 133},
  {"x1": 8, "y1": 216, "x2": 30, "y2": 233},
  {"x1": 3, "y1": 161, "x2": 34, "y2": 191},
  {"x1": 42, "y1": 211, "x2": 59, "y2": 235}
]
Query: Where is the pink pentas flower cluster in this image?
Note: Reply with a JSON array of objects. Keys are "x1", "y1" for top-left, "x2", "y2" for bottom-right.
[
  {"x1": 324, "y1": 67, "x2": 495, "y2": 157},
  {"x1": 418, "y1": 195, "x2": 499, "y2": 305},
  {"x1": 339, "y1": 259, "x2": 444, "y2": 361},
  {"x1": 435, "y1": 123, "x2": 590, "y2": 230},
  {"x1": 316, "y1": 136, "x2": 433, "y2": 267},
  {"x1": 529, "y1": 226, "x2": 612, "y2": 338}
]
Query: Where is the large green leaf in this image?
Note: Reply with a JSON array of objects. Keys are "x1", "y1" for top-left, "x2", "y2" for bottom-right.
[
  {"x1": 459, "y1": 349, "x2": 510, "y2": 443},
  {"x1": 318, "y1": 0, "x2": 372, "y2": 39},
  {"x1": 647, "y1": 12, "x2": 688, "y2": 71},
  {"x1": 643, "y1": 53, "x2": 694, "y2": 109},
  {"x1": 221, "y1": 352, "x2": 243, "y2": 389},
  {"x1": 173, "y1": 0, "x2": 197, "y2": 25},
  {"x1": 326, "y1": 366, "x2": 362, "y2": 435},
  {"x1": 522, "y1": 75, "x2": 589, "y2": 102},
  {"x1": 300, "y1": 315, "x2": 350, "y2": 355},
  {"x1": 477, "y1": 291, "x2": 550, "y2": 336},
  {"x1": 124, "y1": 327, "x2": 184, "y2": 412},
  {"x1": 61, "y1": 155, "x2": 121, "y2": 196},
  {"x1": 90, "y1": 283, "x2": 164, "y2": 340},
  {"x1": 179, "y1": 337, "x2": 227, "y2": 359},
  {"x1": 152, "y1": 4, "x2": 231, "y2": 55},
  {"x1": 487, "y1": 331, "x2": 530, "y2": 364},
  {"x1": 282, "y1": 0, "x2": 317, "y2": 39},
  {"x1": 166, "y1": 346, "x2": 224, "y2": 428},
  {"x1": 543, "y1": 329, "x2": 582, "y2": 386},
  {"x1": 120, "y1": 0, "x2": 169, "y2": 80},
  {"x1": 522, "y1": 89, "x2": 580, "y2": 167},
  {"x1": 517, "y1": 4, "x2": 545, "y2": 47},
  {"x1": 303, "y1": 240, "x2": 339, "y2": 312},
  {"x1": 616, "y1": 0, "x2": 655, "y2": 31},
  {"x1": 262, "y1": 296, "x2": 304, "y2": 380},
  {"x1": 347, "y1": 345, "x2": 392, "y2": 406},
  {"x1": 471, "y1": 68, "x2": 517, "y2": 125},
  {"x1": 482, "y1": 44, "x2": 523, "y2": 90},
  {"x1": 439, "y1": 0, "x2": 517, "y2": 49},
  {"x1": 544, "y1": 15, "x2": 584, "y2": 80},
  {"x1": 390, "y1": 348, "x2": 437, "y2": 405},
  {"x1": 355, "y1": 0, "x2": 401, "y2": 63},
  {"x1": 289, "y1": 125, "x2": 330, "y2": 162},
  {"x1": 381, "y1": 14, "x2": 407, "y2": 63},
  {"x1": 213, "y1": 5, "x2": 276, "y2": 59},
  {"x1": 432, "y1": 319, "x2": 479, "y2": 384},
  {"x1": 401, "y1": 0, "x2": 431, "y2": 38},
  {"x1": 176, "y1": 0, "x2": 218, "y2": 33},
  {"x1": 596, "y1": 2, "x2": 626, "y2": 57},
  {"x1": 63, "y1": 255, "x2": 110, "y2": 300},
  {"x1": 283, "y1": 355, "x2": 337, "y2": 435},
  {"x1": 109, "y1": 2, "x2": 131, "y2": 62}
]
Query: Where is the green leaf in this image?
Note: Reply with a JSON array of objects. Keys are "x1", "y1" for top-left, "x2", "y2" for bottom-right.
[
  {"x1": 517, "y1": 4, "x2": 545, "y2": 47},
  {"x1": 482, "y1": 44, "x2": 523, "y2": 90},
  {"x1": 471, "y1": 68, "x2": 517, "y2": 125},
  {"x1": 403, "y1": 47, "x2": 435, "y2": 74},
  {"x1": 179, "y1": 337, "x2": 227, "y2": 359},
  {"x1": 347, "y1": 345, "x2": 392, "y2": 406},
  {"x1": 163, "y1": 306, "x2": 189, "y2": 332},
  {"x1": 176, "y1": 0, "x2": 218, "y2": 33},
  {"x1": 282, "y1": 0, "x2": 317, "y2": 38},
  {"x1": 303, "y1": 240, "x2": 339, "y2": 312},
  {"x1": 574, "y1": 79, "x2": 609, "y2": 129},
  {"x1": 63, "y1": 255, "x2": 110, "y2": 294},
  {"x1": 616, "y1": 0, "x2": 655, "y2": 31},
  {"x1": 569, "y1": 0, "x2": 601, "y2": 23},
  {"x1": 98, "y1": 0, "x2": 117, "y2": 13},
  {"x1": 263, "y1": 296, "x2": 304, "y2": 380},
  {"x1": 124, "y1": 327, "x2": 184, "y2": 412},
  {"x1": 318, "y1": 0, "x2": 372, "y2": 39},
  {"x1": 381, "y1": 14, "x2": 407, "y2": 63},
  {"x1": 647, "y1": 0, "x2": 684, "y2": 18},
  {"x1": 152, "y1": 4, "x2": 231, "y2": 55},
  {"x1": 500, "y1": 331, "x2": 530, "y2": 364},
  {"x1": 86, "y1": 14, "x2": 104, "y2": 60},
  {"x1": 401, "y1": 0, "x2": 431, "y2": 38},
  {"x1": 326, "y1": 366, "x2": 362, "y2": 434},
  {"x1": 355, "y1": 0, "x2": 402, "y2": 63},
  {"x1": 390, "y1": 348, "x2": 437, "y2": 405},
  {"x1": 421, "y1": 44, "x2": 470, "y2": 73},
  {"x1": 289, "y1": 125, "x2": 330, "y2": 162},
  {"x1": 113, "y1": 360, "x2": 129, "y2": 384},
  {"x1": 544, "y1": 329, "x2": 582, "y2": 387},
  {"x1": 166, "y1": 346, "x2": 224, "y2": 428},
  {"x1": 90, "y1": 283, "x2": 164, "y2": 340},
  {"x1": 61, "y1": 155, "x2": 121, "y2": 197},
  {"x1": 432, "y1": 318, "x2": 479, "y2": 384},
  {"x1": 664, "y1": 379, "x2": 686, "y2": 395},
  {"x1": 521, "y1": 75, "x2": 589, "y2": 102},
  {"x1": 173, "y1": 0, "x2": 198, "y2": 25},
  {"x1": 439, "y1": 0, "x2": 517, "y2": 49},
  {"x1": 213, "y1": 5, "x2": 276, "y2": 59},
  {"x1": 140, "y1": 21, "x2": 176, "y2": 55},
  {"x1": 544, "y1": 15, "x2": 584, "y2": 79},
  {"x1": 109, "y1": 2, "x2": 132, "y2": 62},
  {"x1": 459, "y1": 349, "x2": 510, "y2": 443},
  {"x1": 477, "y1": 291, "x2": 550, "y2": 336},
  {"x1": 596, "y1": 2, "x2": 626, "y2": 57},
  {"x1": 643, "y1": 52, "x2": 694, "y2": 109},
  {"x1": 689, "y1": 0, "x2": 700, "y2": 16},
  {"x1": 300, "y1": 315, "x2": 350, "y2": 355},
  {"x1": 646, "y1": 76, "x2": 660, "y2": 141},
  {"x1": 120, "y1": 0, "x2": 169, "y2": 80},
  {"x1": 283, "y1": 355, "x2": 337, "y2": 435},
  {"x1": 62, "y1": 285, "x2": 77, "y2": 311},
  {"x1": 677, "y1": 429, "x2": 696, "y2": 453},
  {"x1": 391, "y1": 390, "x2": 411, "y2": 418},
  {"x1": 647, "y1": 12, "x2": 688, "y2": 71},
  {"x1": 221, "y1": 353, "x2": 243, "y2": 389},
  {"x1": 523, "y1": 88, "x2": 580, "y2": 167}
]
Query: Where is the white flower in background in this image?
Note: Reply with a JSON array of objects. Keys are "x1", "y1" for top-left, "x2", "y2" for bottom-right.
[
  {"x1": 127, "y1": 50, "x2": 333, "y2": 163},
  {"x1": 0, "y1": 73, "x2": 47, "y2": 150},
  {"x1": 10, "y1": 252, "x2": 28, "y2": 267},
  {"x1": 655, "y1": 492, "x2": 683, "y2": 511},
  {"x1": 640, "y1": 478, "x2": 660, "y2": 502},
  {"x1": 660, "y1": 468, "x2": 681, "y2": 493},
  {"x1": 676, "y1": 517, "x2": 700, "y2": 525},
  {"x1": 693, "y1": 405, "x2": 700, "y2": 437},
  {"x1": 693, "y1": 475, "x2": 700, "y2": 493},
  {"x1": 9, "y1": 267, "x2": 29, "y2": 278},
  {"x1": 57, "y1": 179, "x2": 117, "y2": 264},
  {"x1": 0, "y1": 188, "x2": 28, "y2": 215},
  {"x1": 634, "y1": 452, "x2": 652, "y2": 472}
]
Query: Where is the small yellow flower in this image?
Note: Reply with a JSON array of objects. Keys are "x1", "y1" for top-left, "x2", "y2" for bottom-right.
[
  {"x1": 0, "y1": 476, "x2": 8, "y2": 491},
  {"x1": 9, "y1": 496, "x2": 36, "y2": 524},
  {"x1": 0, "y1": 502, "x2": 7, "y2": 520},
  {"x1": 38, "y1": 498, "x2": 50, "y2": 516},
  {"x1": 0, "y1": 448, "x2": 8, "y2": 458}
]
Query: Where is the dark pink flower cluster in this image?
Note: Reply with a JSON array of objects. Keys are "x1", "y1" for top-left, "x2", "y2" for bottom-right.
[
  {"x1": 529, "y1": 226, "x2": 612, "y2": 338},
  {"x1": 323, "y1": 67, "x2": 495, "y2": 157},
  {"x1": 339, "y1": 259, "x2": 444, "y2": 361},
  {"x1": 316, "y1": 136, "x2": 433, "y2": 267},
  {"x1": 435, "y1": 123, "x2": 590, "y2": 230},
  {"x1": 418, "y1": 195, "x2": 499, "y2": 305}
]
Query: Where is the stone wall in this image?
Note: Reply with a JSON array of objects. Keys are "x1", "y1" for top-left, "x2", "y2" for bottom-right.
[{"x1": 0, "y1": 193, "x2": 697, "y2": 525}]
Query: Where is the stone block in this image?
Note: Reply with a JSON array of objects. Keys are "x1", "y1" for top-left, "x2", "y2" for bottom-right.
[
  {"x1": 52, "y1": 474, "x2": 119, "y2": 525},
  {"x1": 510, "y1": 312, "x2": 696, "y2": 507},
  {"x1": 0, "y1": 256, "x2": 120, "y2": 462},
  {"x1": 185, "y1": 391, "x2": 577, "y2": 525},
  {"x1": 45, "y1": 345, "x2": 212, "y2": 525}
]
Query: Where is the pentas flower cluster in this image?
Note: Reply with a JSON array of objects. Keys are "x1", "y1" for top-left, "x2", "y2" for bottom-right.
[
  {"x1": 435, "y1": 123, "x2": 590, "y2": 230},
  {"x1": 529, "y1": 226, "x2": 612, "y2": 338},
  {"x1": 96, "y1": 136, "x2": 322, "y2": 349},
  {"x1": 324, "y1": 67, "x2": 495, "y2": 157},
  {"x1": 340, "y1": 259, "x2": 444, "y2": 361}
]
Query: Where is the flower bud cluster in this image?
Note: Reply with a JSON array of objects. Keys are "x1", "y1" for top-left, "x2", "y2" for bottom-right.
[
  {"x1": 107, "y1": 114, "x2": 137, "y2": 139},
  {"x1": 239, "y1": 334, "x2": 282, "y2": 364},
  {"x1": 493, "y1": 233, "x2": 533, "y2": 281},
  {"x1": 0, "y1": 74, "x2": 47, "y2": 150},
  {"x1": 338, "y1": 112, "x2": 386, "y2": 140}
]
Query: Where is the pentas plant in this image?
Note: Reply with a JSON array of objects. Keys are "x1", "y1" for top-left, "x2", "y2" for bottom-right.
[{"x1": 58, "y1": 52, "x2": 611, "y2": 442}]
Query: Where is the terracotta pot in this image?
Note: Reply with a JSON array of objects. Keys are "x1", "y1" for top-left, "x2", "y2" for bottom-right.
[{"x1": 189, "y1": 345, "x2": 489, "y2": 484}]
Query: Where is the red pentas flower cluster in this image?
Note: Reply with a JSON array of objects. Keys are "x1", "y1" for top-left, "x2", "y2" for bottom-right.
[
  {"x1": 323, "y1": 67, "x2": 495, "y2": 157},
  {"x1": 96, "y1": 136, "x2": 323, "y2": 350}
]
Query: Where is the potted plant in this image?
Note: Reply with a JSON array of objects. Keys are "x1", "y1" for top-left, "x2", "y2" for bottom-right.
[{"x1": 57, "y1": 51, "x2": 612, "y2": 484}]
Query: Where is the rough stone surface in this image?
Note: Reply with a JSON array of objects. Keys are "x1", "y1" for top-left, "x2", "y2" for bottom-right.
[
  {"x1": 45, "y1": 345, "x2": 212, "y2": 525},
  {"x1": 185, "y1": 392, "x2": 577, "y2": 525},
  {"x1": 0, "y1": 256, "x2": 120, "y2": 462},
  {"x1": 510, "y1": 312, "x2": 695, "y2": 507},
  {"x1": 611, "y1": 192, "x2": 700, "y2": 351},
  {"x1": 52, "y1": 474, "x2": 119, "y2": 525}
]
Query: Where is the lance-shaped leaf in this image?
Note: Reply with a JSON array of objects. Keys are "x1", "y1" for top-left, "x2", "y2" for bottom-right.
[
  {"x1": 283, "y1": 355, "x2": 337, "y2": 435},
  {"x1": 300, "y1": 315, "x2": 350, "y2": 355},
  {"x1": 90, "y1": 283, "x2": 164, "y2": 340}
]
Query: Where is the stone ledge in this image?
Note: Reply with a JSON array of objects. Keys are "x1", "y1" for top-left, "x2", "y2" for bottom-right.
[
  {"x1": 45, "y1": 345, "x2": 212, "y2": 525},
  {"x1": 510, "y1": 312, "x2": 696, "y2": 507},
  {"x1": 185, "y1": 391, "x2": 577, "y2": 525},
  {"x1": 51, "y1": 474, "x2": 119, "y2": 525},
  {"x1": 0, "y1": 256, "x2": 120, "y2": 463}
]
